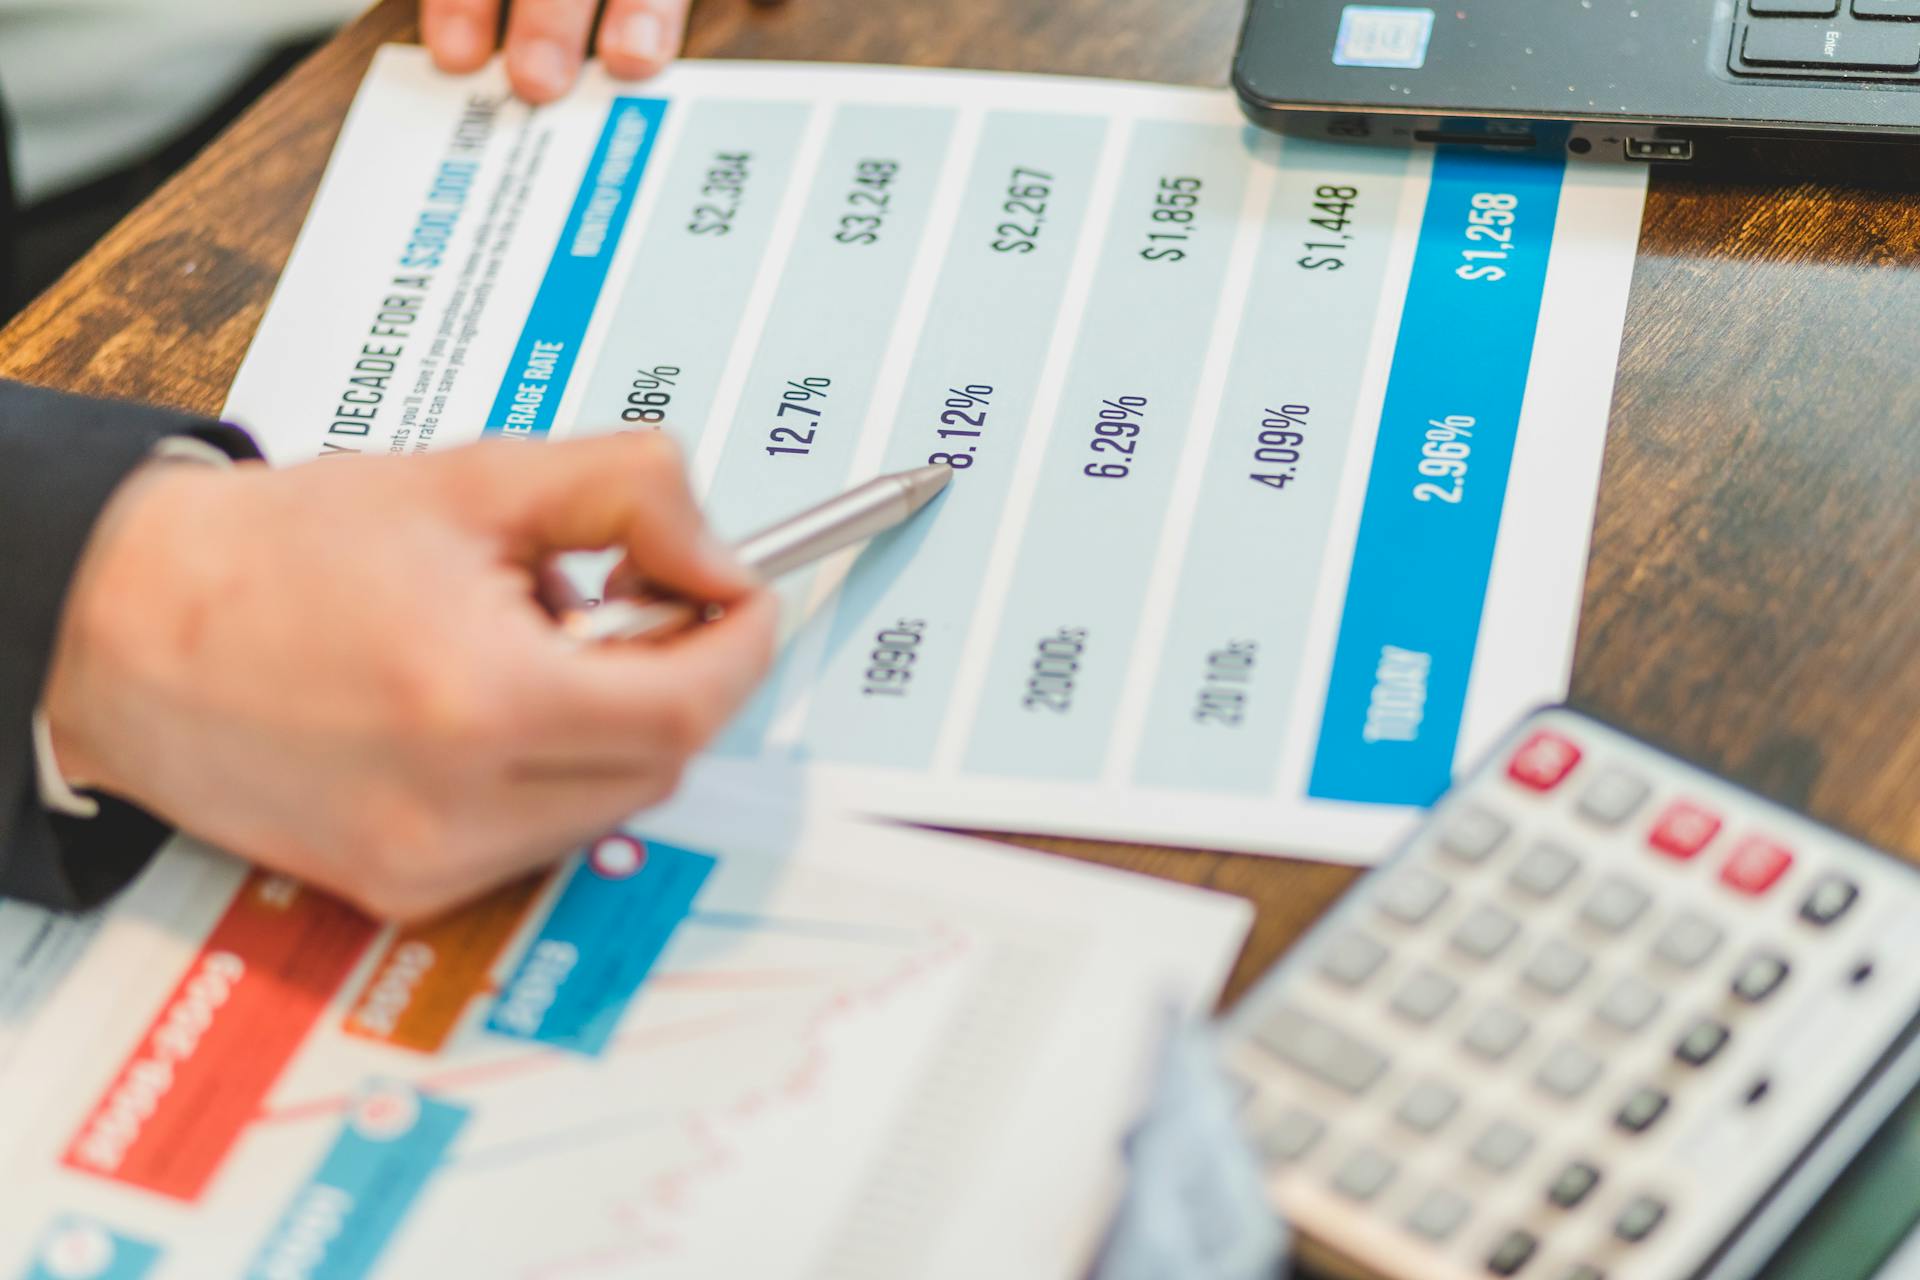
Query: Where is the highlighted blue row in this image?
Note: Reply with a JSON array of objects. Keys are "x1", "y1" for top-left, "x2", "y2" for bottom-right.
[
  {"x1": 486, "y1": 837, "x2": 714, "y2": 1055},
  {"x1": 484, "y1": 98, "x2": 666, "y2": 440},
  {"x1": 1307, "y1": 148, "x2": 1568, "y2": 805},
  {"x1": 247, "y1": 1084, "x2": 468, "y2": 1280}
]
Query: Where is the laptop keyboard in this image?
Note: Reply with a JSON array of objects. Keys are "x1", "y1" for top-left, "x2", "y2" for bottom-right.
[{"x1": 1734, "y1": 0, "x2": 1920, "y2": 79}]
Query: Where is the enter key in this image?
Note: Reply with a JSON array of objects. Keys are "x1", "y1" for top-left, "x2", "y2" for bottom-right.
[{"x1": 1741, "y1": 19, "x2": 1920, "y2": 69}]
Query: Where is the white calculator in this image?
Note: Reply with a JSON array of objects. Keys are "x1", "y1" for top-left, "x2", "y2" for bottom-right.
[{"x1": 1221, "y1": 706, "x2": 1920, "y2": 1280}]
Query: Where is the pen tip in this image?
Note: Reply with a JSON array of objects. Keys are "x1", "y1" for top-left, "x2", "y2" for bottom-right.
[{"x1": 901, "y1": 463, "x2": 954, "y2": 506}]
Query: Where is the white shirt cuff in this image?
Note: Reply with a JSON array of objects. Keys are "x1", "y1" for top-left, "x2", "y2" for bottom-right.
[
  {"x1": 32, "y1": 709, "x2": 98, "y2": 819},
  {"x1": 32, "y1": 434, "x2": 234, "y2": 820},
  {"x1": 150, "y1": 434, "x2": 236, "y2": 469}
]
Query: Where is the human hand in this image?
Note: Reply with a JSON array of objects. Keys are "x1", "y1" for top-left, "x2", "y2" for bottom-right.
[
  {"x1": 422, "y1": 0, "x2": 691, "y2": 104},
  {"x1": 41, "y1": 434, "x2": 775, "y2": 921}
]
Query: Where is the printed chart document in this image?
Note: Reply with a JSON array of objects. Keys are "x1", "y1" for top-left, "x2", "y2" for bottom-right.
[
  {"x1": 0, "y1": 789, "x2": 1249, "y2": 1280},
  {"x1": 227, "y1": 49, "x2": 1648, "y2": 861}
]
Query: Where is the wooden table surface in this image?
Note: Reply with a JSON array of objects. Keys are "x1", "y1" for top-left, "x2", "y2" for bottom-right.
[{"x1": 8, "y1": 0, "x2": 1920, "y2": 1007}]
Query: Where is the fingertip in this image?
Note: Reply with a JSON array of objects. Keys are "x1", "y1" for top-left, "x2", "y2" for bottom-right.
[
  {"x1": 427, "y1": 15, "x2": 492, "y2": 73},
  {"x1": 507, "y1": 38, "x2": 578, "y2": 103},
  {"x1": 694, "y1": 528, "x2": 760, "y2": 600},
  {"x1": 601, "y1": 10, "x2": 674, "y2": 78},
  {"x1": 720, "y1": 590, "x2": 782, "y2": 674}
]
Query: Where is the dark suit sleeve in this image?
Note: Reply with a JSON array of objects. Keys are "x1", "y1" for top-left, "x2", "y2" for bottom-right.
[{"x1": 0, "y1": 378, "x2": 258, "y2": 909}]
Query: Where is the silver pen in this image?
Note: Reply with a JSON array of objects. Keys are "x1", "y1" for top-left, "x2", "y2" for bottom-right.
[{"x1": 559, "y1": 463, "x2": 953, "y2": 644}]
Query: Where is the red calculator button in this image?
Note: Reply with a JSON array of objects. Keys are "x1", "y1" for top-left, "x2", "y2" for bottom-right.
[
  {"x1": 1508, "y1": 731, "x2": 1582, "y2": 791},
  {"x1": 1721, "y1": 839, "x2": 1794, "y2": 895},
  {"x1": 1649, "y1": 801, "x2": 1722, "y2": 860}
]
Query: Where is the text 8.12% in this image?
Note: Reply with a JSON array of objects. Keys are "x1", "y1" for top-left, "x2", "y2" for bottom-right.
[{"x1": 929, "y1": 384, "x2": 993, "y2": 469}]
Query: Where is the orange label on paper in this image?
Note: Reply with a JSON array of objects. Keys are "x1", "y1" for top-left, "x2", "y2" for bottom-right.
[{"x1": 343, "y1": 873, "x2": 544, "y2": 1053}]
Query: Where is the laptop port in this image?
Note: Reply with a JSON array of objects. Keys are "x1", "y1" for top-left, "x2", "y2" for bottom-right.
[
  {"x1": 1412, "y1": 129, "x2": 1538, "y2": 149},
  {"x1": 1624, "y1": 137, "x2": 1694, "y2": 162}
]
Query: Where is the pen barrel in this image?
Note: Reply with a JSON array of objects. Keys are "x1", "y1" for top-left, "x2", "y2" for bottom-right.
[
  {"x1": 563, "y1": 597, "x2": 701, "y2": 644},
  {"x1": 735, "y1": 476, "x2": 912, "y2": 579},
  {"x1": 559, "y1": 467, "x2": 944, "y2": 645}
]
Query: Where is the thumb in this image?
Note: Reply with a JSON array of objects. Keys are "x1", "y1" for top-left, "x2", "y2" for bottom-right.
[{"x1": 462, "y1": 433, "x2": 756, "y2": 603}]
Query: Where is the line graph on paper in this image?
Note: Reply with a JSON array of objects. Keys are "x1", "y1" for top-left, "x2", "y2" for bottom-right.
[{"x1": 237, "y1": 847, "x2": 986, "y2": 1280}]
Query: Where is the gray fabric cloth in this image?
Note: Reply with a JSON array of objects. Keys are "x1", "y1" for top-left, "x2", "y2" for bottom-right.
[{"x1": 0, "y1": 0, "x2": 364, "y2": 202}]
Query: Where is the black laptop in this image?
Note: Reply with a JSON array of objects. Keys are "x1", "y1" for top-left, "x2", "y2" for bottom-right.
[{"x1": 1235, "y1": 0, "x2": 1920, "y2": 163}]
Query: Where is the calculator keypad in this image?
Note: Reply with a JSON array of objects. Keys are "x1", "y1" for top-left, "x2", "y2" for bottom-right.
[
  {"x1": 1720, "y1": 837, "x2": 1794, "y2": 895},
  {"x1": 1510, "y1": 841, "x2": 1581, "y2": 899},
  {"x1": 1442, "y1": 807, "x2": 1511, "y2": 863},
  {"x1": 1653, "y1": 911, "x2": 1723, "y2": 969},
  {"x1": 1649, "y1": 801, "x2": 1721, "y2": 860},
  {"x1": 1596, "y1": 976, "x2": 1664, "y2": 1033},
  {"x1": 1320, "y1": 928, "x2": 1389, "y2": 987},
  {"x1": 1452, "y1": 904, "x2": 1521, "y2": 961},
  {"x1": 1254, "y1": 1005, "x2": 1388, "y2": 1095},
  {"x1": 1224, "y1": 708, "x2": 1920, "y2": 1280},
  {"x1": 1580, "y1": 876, "x2": 1651, "y2": 933},
  {"x1": 1800, "y1": 873, "x2": 1858, "y2": 925}
]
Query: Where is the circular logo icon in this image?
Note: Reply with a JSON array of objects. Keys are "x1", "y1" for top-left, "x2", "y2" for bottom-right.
[
  {"x1": 39, "y1": 1223, "x2": 115, "y2": 1279},
  {"x1": 589, "y1": 835, "x2": 647, "y2": 880},
  {"x1": 350, "y1": 1082, "x2": 420, "y2": 1142}
]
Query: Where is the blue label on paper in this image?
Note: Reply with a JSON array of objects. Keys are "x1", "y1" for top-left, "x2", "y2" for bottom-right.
[
  {"x1": 485, "y1": 837, "x2": 713, "y2": 1054},
  {"x1": 21, "y1": 1218, "x2": 159, "y2": 1280},
  {"x1": 1334, "y1": 5, "x2": 1435, "y2": 69},
  {"x1": 484, "y1": 98, "x2": 666, "y2": 440},
  {"x1": 247, "y1": 1084, "x2": 468, "y2": 1280},
  {"x1": 1308, "y1": 148, "x2": 1566, "y2": 805}
]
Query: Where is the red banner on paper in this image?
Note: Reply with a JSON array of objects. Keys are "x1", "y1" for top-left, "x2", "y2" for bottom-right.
[{"x1": 62, "y1": 872, "x2": 378, "y2": 1201}]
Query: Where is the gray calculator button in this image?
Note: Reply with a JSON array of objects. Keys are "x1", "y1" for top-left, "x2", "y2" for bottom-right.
[
  {"x1": 1404, "y1": 1187, "x2": 1471, "y2": 1241},
  {"x1": 1463, "y1": 1003, "x2": 1531, "y2": 1061},
  {"x1": 1537, "y1": 1042, "x2": 1602, "y2": 1099},
  {"x1": 1732, "y1": 951, "x2": 1791, "y2": 1003},
  {"x1": 1523, "y1": 940, "x2": 1592, "y2": 997},
  {"x1": 1257, "y1": 1107, "x2": 1325, "y2": 1164},
  {"x1": 1615, "y1": 1195, "x2": 1667, "y2": 1244},
  {"x1": 1253, "y1": 1005, "x2": 1390, "y2": 1096},
  {"x1": 1470, "y1": 1119, "x2": 1536, "y2": 1172},
  {"x1": 1441, "y1": 806, "x2": 1510, "y2": 863},
  {"x1": 1396, "y1": 1079, "x2": 1461, "y2": 1134},
  {"x1": 1488, "y1": 1229, "x2": 1538, "y2": 1276},
  {"x1": 1319, "y1": 928, "x2": 1388, "y2": 988},
  {"x1": 1509, "y1": 840, "x2": 1580, "y2": 899},
  {"x1": 1391, "y1": 967, "x2": 1460, "y2": 1024},
  {"x1": 1615, "y1": 1085, "x2": 1669, "y2": 1134},
  {"x1": 1548, "y1": 1160, "x2": 1602, "y2": 1209},
  {"x1": 1580, "y1": 875, "x2": 1651, "y2": 934},
  {"x1": 1378, "y1": 866, "x2": 1451, "y2": 926},
  {"x1": 1596, "y1": 975, "x2": 1664, "y2": 1033},
  {"x1": 1578, "y1": 767, "x2": 1650, "y2": 826},
  {"x1": 1452, "y1": 904, "x2": 1520, "y2": 961},
  {"x1": 1800, "y1": 873, "x2": 1859, "y2": 927},
  {"x1": 1654, "y1": 910, "x2": 1724, "y2": 970},
  {"x1": 1332, "y1": 1145, "x2": 1398, "y2": 1202},
  {"x1": 1676, "y1": 1017, "x2": 1731, "y2": 1068}
]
